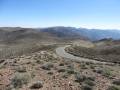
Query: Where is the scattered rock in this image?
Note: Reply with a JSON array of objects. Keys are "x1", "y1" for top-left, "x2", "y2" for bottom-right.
[{"x1": 0, "y1": 60, "x2": 5, "y2": 64}]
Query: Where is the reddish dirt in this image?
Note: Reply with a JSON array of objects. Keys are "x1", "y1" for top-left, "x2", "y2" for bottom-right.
[{"x1": 0, "y1": 67, "x2": 14, "y2": 90}]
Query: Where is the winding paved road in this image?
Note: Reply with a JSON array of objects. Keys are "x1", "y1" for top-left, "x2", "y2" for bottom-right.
[{"x1": 56, "y1": 45, "x2": 107, "y2": 64}]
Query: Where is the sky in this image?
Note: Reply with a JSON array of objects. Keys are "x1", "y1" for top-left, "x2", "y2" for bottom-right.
[{"x1": 0, "y1": 0, "x2": 120, "y2": 29}]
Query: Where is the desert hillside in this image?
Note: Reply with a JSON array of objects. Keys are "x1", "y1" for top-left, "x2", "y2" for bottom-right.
[
  {"x1": 66, "y1": 39, "x2": 120, "y2": 63},
  {"x1": 0, "y1": 28, "x2": 120, "y2": 90},
  {"x1": 0, "y1": 42, "x2": 120, "y2": 90},
  {"x1": 0, "y1": 27, "x2": 88, "y2": 60}
]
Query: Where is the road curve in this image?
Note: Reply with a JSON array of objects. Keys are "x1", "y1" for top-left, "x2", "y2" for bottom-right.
[{"x1": 56, "y1": 45, "x2": 107, "y2": 64}]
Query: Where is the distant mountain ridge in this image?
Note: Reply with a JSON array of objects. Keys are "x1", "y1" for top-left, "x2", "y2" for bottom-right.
[
  {"x1": 0, "y1": 27, "x2": 87, "y2": 44},
  {"x1": 39, "y1": 27, "x2": 88, "y2": 40},
  {"x1": 0, "y1": 27, "x2": 120, "y2": 43},
  {"x1": 76, "y1": 28, "x2": 120, "y2": 41},
  {"x1": 39, "y1": 26, "x2": 120, "y2": 41}
]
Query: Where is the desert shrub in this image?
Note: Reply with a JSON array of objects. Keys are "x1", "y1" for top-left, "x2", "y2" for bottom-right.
[
  {"x1": 6, "y1": 85, "x2": 13, "y2": 90},
  {"x1": 75, "y1": 73, "x2": 86, "y2": 83},
  {"x1": 57, "y1": 68, "x2": 66, "y2": 73},
  {"x1": 36, "y1": 59, "x2": 43, "y2": 64},
  {"x1": 59, "y1": 63, "x2": 64, "y2": 66},
  {"x1": 47, "y1": 71, "x2": 54, "y2": 75},
  {"x1": 31, "y1": 71, "x2": 36, "y2": 78},
  {"x1": 67, "y1": 64, "x2": 74, "y2": 69},
  {"x1": 81, "y1": 84, "x2": 93, "y2": 90},
  {"x1": 62, "y1": 72, "x2": 69, "y2": 78},
  {"x1": 67, "y1": 69, "x2": 75, "y2": 74},
  {"x1": 93, "y1": 68, "x2": 112, "y2": 77},
  {"x1": 38, "y1": 45, "x2": 57, "y2": 51},
  {"x1": 102, "y1": 69, "x2": 113, "y2": 77},
  {"x1": 87, "y1": 76, "x2": 95, "y2": 81},
  {"x1": 93, "y1": 68, "x2": 103, "y2": 74},
  {"x1": 66, "y1": 64, "x2": 76, "y2": 74},
  {"x1": 80, "y1": 63, "x2": 88, "y2": 69},
  {"x1": 107, "y1": 85, "x2": 120, "y2": 90},
  {"x1": 113, "y1": 79, "x2": 120, "y2": 85},
  {"x1": 0, "y1": 59, "x2": 5, "y2": 64},
  {"x1": 30, "y1": 81, "x2": 43, "y2": 89},
  {"x1": 11, "y1": 73, "x2": 31, "y2": 88},
  {"x1": 45, "y1": 55, "x2": 54, "y2": 62},
  {"x1": 90, "y1": 64, "x2": 95, "y2": 69},
  {"x1": 41, "y1": 63, "x2": 54, "y2": 70},
  {"x1": 84, "y1": 79, "x2": 95, "y2": 86},
  {"x1": 43, "y1": 54, "x2": 57, "y2": 62},
  {"x1": 85, "y1": 62, "x2": 92, "y2": 65},
  {"x1": 16, "y1": 66, "x2": 26, "y2": 73},
  {"x1": 63, "y1": 60, "x2": 72, "y2": 65}
]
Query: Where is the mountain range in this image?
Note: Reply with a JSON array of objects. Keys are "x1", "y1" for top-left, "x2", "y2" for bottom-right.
[
  {"x1": 39, "y1": 26, "x2": 120, "y2": 41},
  {"x1": 0, "y1": 26, "x2": 120, "y2": 43}
]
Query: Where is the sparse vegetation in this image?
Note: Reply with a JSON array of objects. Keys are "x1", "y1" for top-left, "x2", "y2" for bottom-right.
[
  {"x1": 0, "y1": 30, "x2": 119, "y2": 90},
  {"x1": 59, "y1": 63, "x2": 64, "y2": 66},
  {"x1": 80, "y1": 63, "x2": 88, "y2": 69},
  {"x1": 75, "y1": 73, "x2": 86, "y2": 83},
  {"x1": 57, "y1": 68, "x2": 66, "y2": 73},
  {"x1": 66, "y1": 41, "x2": 120, "y2": 63},
  {"x1": 107, "y1": 85, "x2": 120, "y2": 90},
  {"x1": 41, "y1": 63, "x2": 54, "y2": 70},
  {"x1": 47, "y1": 71, "x2": 54, "y2": 75},
  {"x1": 102, "y1": 68, "x2": 113, "y2": 77},
  {"x1": 62, "y1": 72, "x2": 69, "y2": 78},
  {"x1": 113, "y1": 79, "x2": 120, "y2": 85},
  {"x1": 81, "y1": 84, "x2": 93, "y2": 90},
  {"x1": 66, "y1": 64, "x2": 75, "y2": 74},
  {"x1": 93, "y1": 67, "x2": 113, "y2": 77},
  {"x1": 84, "y1": 79, "x2": 95, "y2": 86},
  {"x1": 93, "y1": 68, "x2": 103, "y2": 74},
  {"x1": 30, "y1": 81, "x2": 43, "y2": 89},
  {"x1": 15, "y1": 66, "x2": 26, "y2": 73},
  {"x1": 11, "y1": 73, "x2": 31, "y2": 88}
]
